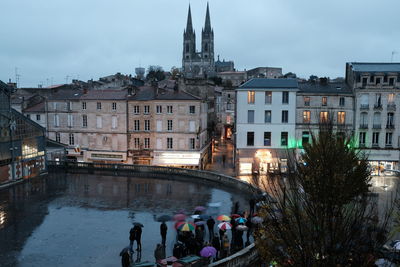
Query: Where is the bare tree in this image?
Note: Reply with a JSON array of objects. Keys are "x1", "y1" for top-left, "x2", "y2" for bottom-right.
[{"x1": 254, "y1": 124, "x2": 396, "y2": 266}]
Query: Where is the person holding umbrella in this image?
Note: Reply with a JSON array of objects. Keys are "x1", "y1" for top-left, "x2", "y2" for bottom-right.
[
  {"x1": 207, "y1": 216, "x2": 216, "y2": 241},
  {"x1": 160, "y1": 222, "x2": 168, "y2": 246},
  {"x1": 132, "y1": 223, "x2": 143, "y2": 251}
]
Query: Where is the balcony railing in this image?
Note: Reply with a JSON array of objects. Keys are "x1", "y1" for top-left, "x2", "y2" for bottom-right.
[
  {"x1": 372, "y1": 124, "x2": 381, "y2": 129},
  {"x1": 387, "y1": 104, "x2": 396, "y2": 111},
  {"x1": 386, "y1": 124, "x2": 395, "y2": 129},
  {"x1": 373, "y1": 104, "x2": 383, "y2": 110},
  {"x1": 360, "y1": 104, "x2": 369, "y2": 110},
  {"x1": 359, "y1": 124, "x2": 368, "y2": 129}
]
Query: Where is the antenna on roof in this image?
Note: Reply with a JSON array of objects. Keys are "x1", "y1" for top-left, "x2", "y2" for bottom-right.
[
  {"x1": 15, "y1": 67, "x2": 21, "y2": 88},
  {"x1": 391, "y1": 51, "x2": 398, "y2": 62}
]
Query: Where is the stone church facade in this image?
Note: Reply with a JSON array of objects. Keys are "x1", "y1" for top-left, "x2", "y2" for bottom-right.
[{"x1": 182, "y1": 4, "x2": 215, "y2": 79}]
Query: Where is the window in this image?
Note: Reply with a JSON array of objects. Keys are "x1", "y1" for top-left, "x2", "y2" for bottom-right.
[
  {"x1": 26, "y1": 114, "x2": 30, "y2": 119},
  {"x1": 67, "y1": 102, "x2": 71, "y2": 111},
  {"x1": 67, "y1": 114, "x2": 73, "y2": 127},
  {"x1": 337, "y1": 111, "x2": 345, "y2": 124},
  {"x1": 359, "y1": 132, "x2": 366, "y2": 146},
  {"x1": 248, "y1": 110, "x2": 255, "y2": 123},
  {"x1": 189, "y1": 121, "x2": 195, "y2": 132},
  {"x1": 96, "y1": 116, "x2": 102, "y2": 128},
  {"x1": 144, "y1": 138, "x2": 150, "y2": 149},
  {"x1": 247, "y1": 132, "x2": 254, "y2": 146},
  {"x1": 167, "y1": 120, "x2": 173, "y2": 131},
  {"x1": 265, "y1": 91, "x2": 272, "y2": 104},
  {"x1": 190, "y1": 138, "x2": 196, "y2": 149},
  {"x1": 112, "y1": 102, "x2": 117, "y2": 110},
  {"x1": 54, "y1": 114, "x2": 59, "y2": 127},
  {"x1": 248, "y1": 91, "x2": 255, "y2": 104},
  {"x1": 55, "y1": 132, "x2": 60, "y2": 143},
  {"x1": 69, "y1": 133, "x2": 74, "y2": 145},
  {"x1": 320, "y1": 111, "x2": 329, "y2": 123},
  {"x1": 156, "y1": 120, "x2": 162, "y2": 131},
  {"x1": 303, "y1": 111, "x2": 311, "y2": 123},
  {"x1": 82, "y1": 115, "x2": 87, "y2": 127},
  {"x1": 359, "y1": 112, "x2": 368, "y2": 129},
  {"x1": 339, "y1": 97, "x2": 345, "y2": 107},
  {"x1": 304, "y1": 97, "x2": 310, "y2": 106},
  {"x1": 36, "y1": 114, "x2": 41, "y2": 121},
  {"x1": 388, "y1": 93, "x2": 395, "y2": 104},
  {"x1": 189, "y1": 105, "x2": 195, "y2": 114},
  {"x1": 134, "y1": 120, "x2": 140, "y2": 131},
  {"x1": 263, "y1": 132, "x2": 271, "y2": 146},
  {"x1": 322, "y1": 97, "x2": 327, "y2": 106},
  {"x1": 385, "y1": 132, "x2": 393, "y2": 146},
  {"x1": 167, "y1": 105, "x2": 173, "y2": 114},
  {"x1": 112, "y1": 116, "x2": 117, "y2": 129},
  {"x1": 167, "y1": 138, "x2": 173, "y2": 149},
  {"x1": 360, "y1": 94, "x2": 369, "y2": 109},
  {"x1": 282, "y1": 92, "x2": 289, "y2": 104},
  {"x1": 281, "y1": 110, "x2": 288, "y2": 123},
  {"x1": 302, "y1": 131, "x2": 310, "y2": 146},
  {"x1": 134, "y1": 105, "x2": 140, "y2": 114},
  {"x1": 144, "y1": 120, "x2": 150, "y2": 131},
  {"x1": 144, "y1": 105, "x2": 150, "y2": 114},
  {"x1": 376, "y1": 77, "x2": 381, "y2": 84},
  {"x1": 372, "y1": 132, "x2": 379, "y2": 146},
  {"x1": 97, "y1": 102, "x2": 102, "y2": 110},
  {"x1": 375, "y1": 93, "x2": 382, "y2": 107},
  {"x1": 389, "y1": 77, "x2": 395, "y2": 86},
  {"x1": 156, "y1": 105, "x2": 162, "y2": 114},
  {"x1": 362, "y1": 77, "x2": 368, "y2": 87},
  {"x1": 373, "y1": 112, "x2": 381, "y2": 128},
  {"x1": 281, "y1": 132, "x2": 288, "y2": 146},
  {"x1": 387, "y1": 112, "x2": 394, "y2": 128},
  {"x1": 82, "y1": 102, "x2": 86, "y2": 110},
  {"x1": 264, "y1": 110, "x2": 271, "y2": 123},
  {"x1": 134, "y1": 138, "x2": 140, "y2": 149}
]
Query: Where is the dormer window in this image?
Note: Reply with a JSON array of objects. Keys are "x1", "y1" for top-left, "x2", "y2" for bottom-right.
[
  {"x1": 376, "y1": 77, "x2": 381, "y2": 85},
  {"x1": 362, "y1": 77, "x2": 368, "y2": 87},
  {"x1": 389, "y1": 77, "x2": 395, "y2": 86}
]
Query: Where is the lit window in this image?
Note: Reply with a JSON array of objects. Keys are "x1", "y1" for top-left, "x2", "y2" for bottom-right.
[
  {"x1": 322, "y1": 97, "x2": 327, "y2": 106},
  {"x1": 265, "y1": 91, "x2": 272, "y2": 104},
  {"x1": 248, "y1": 91, "x2": 255, "y2": 104},
  {"x1": 320, "y1": 111, "x2": 329, "y2": 123},
  {"x1": 304, "y1": 97, "x2": 310, "y2": 106},
  {"x1": 337, "y1": 111, "x2": 345, "y2": 124},
  {"x1": 303, "y1": 111, "x2": 311, "y2": 123},
  {"x1": 388, "y1": 93, "x2": 395, "y2": 104}
]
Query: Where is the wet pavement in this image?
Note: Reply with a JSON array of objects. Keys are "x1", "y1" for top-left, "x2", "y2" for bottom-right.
[
  {"x1": 206, "y1": 139, "x2": 236, "y2": 177},
  {"x1": 0, "y1": 172, "x2": 250, "y2": 267}
]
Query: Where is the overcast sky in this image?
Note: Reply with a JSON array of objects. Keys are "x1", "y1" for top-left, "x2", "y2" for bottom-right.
[{"x1": 1, "y1": 0, "x2": 399, "y2": 87}]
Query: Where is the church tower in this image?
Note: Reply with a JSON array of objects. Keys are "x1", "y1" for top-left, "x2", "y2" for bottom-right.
[
  {"x1": 201, "y1": 2, "x2": 215, "y2": 76},
  {"x1": 183, "y1": 5, "x2": 196, "y2": 63}
]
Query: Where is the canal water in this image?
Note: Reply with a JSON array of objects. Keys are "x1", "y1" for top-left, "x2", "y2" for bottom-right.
[{"x1": 0, "y1": 172, "x2": 249, "y2": 267}]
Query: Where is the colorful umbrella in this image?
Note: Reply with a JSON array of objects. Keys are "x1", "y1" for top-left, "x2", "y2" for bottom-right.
[
  {"x1": 217, "y1": 215, "x2": 231, "y2": 221},
  {"x1": 235, "y1": 217, "x2": 247, "y2": 224},
  {"x1": 194, "y1": 206, "x2": 206, "y2": 211},
  {"x1": 251, "y1": 216, "x2": 263, "y2": 224},
  {"x1": 176, "y1": 222, "x2": 195, "y2": 232},
  {"x1": 200, "y1": 246, "x2": 217, "y2": 257},
  {"x1": 218, "y1": 222, "x2": 232, "y2": 230},
  {"x1": 173, "y1": 213, "x2": 186, "y2": 221}
]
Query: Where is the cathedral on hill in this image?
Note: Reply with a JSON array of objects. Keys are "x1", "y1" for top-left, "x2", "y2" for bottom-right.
[{"x1": 182, "y1": 3, "x2": 216, "y2": 79}]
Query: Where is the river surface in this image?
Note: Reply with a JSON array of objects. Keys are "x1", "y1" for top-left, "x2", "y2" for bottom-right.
[{"x1": 0, "y1": 172, "x2": 249, "y2": 267}]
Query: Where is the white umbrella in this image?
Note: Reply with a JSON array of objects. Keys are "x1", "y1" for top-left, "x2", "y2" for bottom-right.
[
  {"x1": 393, "y1": 241, "x2": 400, "y2": 250},
  {"x1": 375, "y1": 258, "x2": 395, "y2": 267}
]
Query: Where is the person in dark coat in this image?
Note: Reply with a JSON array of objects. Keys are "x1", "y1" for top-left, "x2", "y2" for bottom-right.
[
  {"x1": 154, "y1": 243, "x2": 166, "y2": 261},
  {"x1": 160, "y1": 222, "x2": 168, "y2": 245},
  {"x1": 133, "y1": 225, "x2": 142, "y2": 251},
  {"x1": 129, "y1": 227, "x2": 136, "y2": 252},
  {"x1": 207, "y1": 217, "x2": 216, "y2": 240},
  {"x1": 119, "y1": 247, "x2": 131, "y2": 267},
  {"x1": 212, "y1": 234, "x2": 221, "y2": 260},
  {"x1": 249, "y1": 198, "x2": 256, "y2": 215}
]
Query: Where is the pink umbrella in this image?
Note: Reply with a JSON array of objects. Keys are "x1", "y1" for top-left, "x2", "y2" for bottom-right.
[
  {"x1": 173, "y1": 213, "x2": 186, "y2": 221},
  {"x1": 200, "y1": 246, "x2": 217, "y2": 257},
  {"x1": 194, "y1": 206, "x2": 206, "y2": 211},
  {"x1": 218, "y1": 222, "x2": 232, "y2": 230}
]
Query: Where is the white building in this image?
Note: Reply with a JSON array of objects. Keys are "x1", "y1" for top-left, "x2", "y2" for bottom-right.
[
  {"x1": 235, "y1": 78, "x2": 298, "y2": 175},
  {"x1": 346, "y1": 62, "x2": 400, "y2": 173}
]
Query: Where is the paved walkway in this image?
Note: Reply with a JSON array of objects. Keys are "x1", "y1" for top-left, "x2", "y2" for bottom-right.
[{"x1": 205, "y1": 139, "x2": 236, "y2": 177}]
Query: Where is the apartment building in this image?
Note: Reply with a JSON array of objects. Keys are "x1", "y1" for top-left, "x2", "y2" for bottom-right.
[
  {"x1": 46, "y1": 89, "x2": 129, "y2": 163},
  {"x1": 127, "y1": 86, "x2": 210, "y2": 169},
  {"x1": 296, "y1": 80, "x2": 354, "y2": 146},
  {"x1": 235, "y1": 78, "x2": 298, "y2": 175},
  {"x1": 346, "y1": 62, "x2": 400, "y2": 172}
]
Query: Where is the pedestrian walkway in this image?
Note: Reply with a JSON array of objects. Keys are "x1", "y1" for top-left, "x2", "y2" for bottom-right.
[{"x1": 206, "y1": 139, "x2": 236, "y2": 177}]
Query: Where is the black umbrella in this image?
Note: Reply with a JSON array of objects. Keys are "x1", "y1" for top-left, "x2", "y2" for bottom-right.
[
  {"x1": 157, "y1": 215, "x2": 172, "y2": 222},
  {"x1": 132, "y1": 222, "x2": 144, "y2": 227}
]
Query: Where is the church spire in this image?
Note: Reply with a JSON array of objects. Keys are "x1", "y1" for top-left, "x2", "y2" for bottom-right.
[
  {"x1": 204, "y1": 2, "x2": 212, "y2": 32},
  {"x1": 185, "y1": 5, "x2": 194, "y2": 34}
]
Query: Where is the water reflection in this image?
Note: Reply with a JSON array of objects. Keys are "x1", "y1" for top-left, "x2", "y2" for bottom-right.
[{"x1": 0, "y1": 173, "x2": 248, "y2": 266}]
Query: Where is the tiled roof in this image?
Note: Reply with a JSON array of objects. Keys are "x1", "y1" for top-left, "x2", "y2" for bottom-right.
[
  {"x1": 23, "y1": 101, "x2": 46, "y2": 112},
  {"x1": 128, "y1": 86, "x2": 200, "y2": 101},
  {"x1": 298, "y1": 82, "x2": 353, "y2": 95},
  {"x1": 350, "y1": 62, "x2": 400, "y2": 72},
  {"x1": 239, "y1": 78, "x2": 298, "y2": 89}
]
